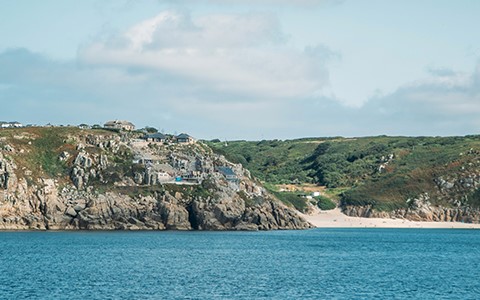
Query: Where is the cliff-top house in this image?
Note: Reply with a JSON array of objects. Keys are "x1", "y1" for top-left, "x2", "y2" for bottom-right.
[
  {"x1": 175, "y1": 133, "x2": 195, "y2": 144},
  {"x1": 0, "y1": 121, "x2": 23, "y2": 128},
  {"x1": 144, "y1": 132, "x2": 166, "y2": 143},
  {"x1": 104, "y1": 120, "x2": 135, "y2": 131}
]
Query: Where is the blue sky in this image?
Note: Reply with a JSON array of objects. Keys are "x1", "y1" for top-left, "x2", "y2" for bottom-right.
[{"x1": 1, "y1": 0, "x2": 480, "y2": 140}]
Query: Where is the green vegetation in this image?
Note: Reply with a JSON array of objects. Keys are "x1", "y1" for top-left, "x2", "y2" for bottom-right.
[
  {"x1": 0, "y1": 126, "x2": 120, "y2": 182},
  {"x1": 144, "y1": 127, "x2": 158, "y2": 133},
  {"x1": 468, "y1": 188, "x2": 480, "y2": 208},
  {"x1": 316, "y1": 195, "x2": 336, "y2": 210},
  {"x1": 0, "y1": 127, "x2": 82, "y2": 178},
  {"x1": 207, "y1": 139, "x2": 320, "y2": 184},
  {"x1": 105, "y1": 146, "x2": 134, "y2": 182},
  {"x1": 31, "y1": 128, "x2": 69, "y2": 177},
  {"x1": 209, "y1": 135, "x2": 480, "y2": 211},
  {"x1": 3, "y1": 127, "x2": 480, "y2": 213},
  {"x1": 260, "y1": 182, "x2": 309, "y2": 211},
  {"x1": 271, "y1": 190, "x2": 308, "y2": 212}
]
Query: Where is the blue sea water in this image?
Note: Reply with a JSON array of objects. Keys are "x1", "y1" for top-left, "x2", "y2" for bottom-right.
[{"x1": 1, "y1": 229, "x2": 480, "y2": 299}]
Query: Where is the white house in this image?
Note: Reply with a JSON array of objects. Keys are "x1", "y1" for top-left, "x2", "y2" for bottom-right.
[
  {"x1": 0, "y1": 121, "x2": 23, "y2": 128},
  {"x1": 104, "y1": 120, "x2": 135, "y2": 131}
]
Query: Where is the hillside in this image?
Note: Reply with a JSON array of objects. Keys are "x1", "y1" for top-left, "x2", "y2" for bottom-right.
[
  {"x1": 208, "y1": 135, "x2": 480, "y2": 223},
  {"x1": 0, "y1": 127, "x2": 310, "y2": 230}
]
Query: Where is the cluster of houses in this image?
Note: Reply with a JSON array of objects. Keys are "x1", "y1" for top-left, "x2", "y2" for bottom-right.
[
  {"x1": 133, "y1": 148, "x2": 238, "y2": 186},
  {"x1": 102, "y1": 120, "x2": 195, "y2": 144},
  {"x1": 0, "y1": 121, "x2": 23, "y2": 128},
  {"x1": 112, "y1": 120, "x2": 237, "y2": 185},
  {"x1": 143, "y1": 132, "x2": 195, "y2": 144}
]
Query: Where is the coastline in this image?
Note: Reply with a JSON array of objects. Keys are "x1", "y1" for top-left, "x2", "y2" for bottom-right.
[{"x1": 302, "y1": 208, "x2": 480, "y2": 229}]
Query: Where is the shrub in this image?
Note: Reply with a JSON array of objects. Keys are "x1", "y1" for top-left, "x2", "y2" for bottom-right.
[
  {"x1": 31, "y1": 129, "x2": 68, "y2": 177},
  {"x1": 272, "y1": 191, "x2": 308, "y2": 212},
  {"x1": 316, "y1": 196, "x2": 336, "y2": 210}
]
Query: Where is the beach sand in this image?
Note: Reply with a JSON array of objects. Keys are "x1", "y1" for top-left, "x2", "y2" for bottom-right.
[{"x1": 302, "y1": 208, "x2": 480, "y2": 229}]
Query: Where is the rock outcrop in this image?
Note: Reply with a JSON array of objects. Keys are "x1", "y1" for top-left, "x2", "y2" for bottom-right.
[
  {"x1": 343, "y1": 204, "x2": 480, "y2": 223},
  {"x1": 342, "y1": 156, "x2": 480, "y2": 224},
  {"x1": 342, "y1": 193, "x2": 480, "y2": 223},
  {"x1": 0, "y1": 128, "x2": 311, "y2": 230}
]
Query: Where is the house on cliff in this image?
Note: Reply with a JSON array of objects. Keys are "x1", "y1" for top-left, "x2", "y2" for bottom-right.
[
  {"x1": 104, "y1": 120, "x2": 135, "y2": 131},
  {"x1": 0, "y1": 121, "x2": 23, "y2": 128},
  {"x1": 217, "y1": 166, "x2": 238, "y2": 182},
  {"x1": 175, "y1": 133, "x2": 195, "y2": 144},
  {"x1": 144, "y1": 132, "x2": 166, "y2": 143}
]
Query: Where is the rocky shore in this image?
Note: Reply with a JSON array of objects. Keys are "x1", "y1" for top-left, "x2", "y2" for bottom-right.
[{"x1": 341, "y1": 193, "x2": 480, "y2": 224}]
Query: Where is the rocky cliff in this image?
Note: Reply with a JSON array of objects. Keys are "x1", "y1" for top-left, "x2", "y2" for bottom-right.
[
  {"x1": 343, "y1": 204, "x2": 480, "y2": 223},
  {"x1": 0, "y1": 127, "x2": 311, "y2": 230},
  {"x1": 342, "y1": 172, "x2": 480, "y2": 223}
]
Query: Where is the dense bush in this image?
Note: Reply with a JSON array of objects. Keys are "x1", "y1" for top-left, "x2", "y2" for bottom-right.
[
  {"x1": 316, "y1": 196, "x2": 336, "y2": 210},
  {"x1": 32, "y1": 129, "x2": 69, "y2": 177},
  {"x1": 272, "y1": 191, "x2": 308, "y2": 212}
]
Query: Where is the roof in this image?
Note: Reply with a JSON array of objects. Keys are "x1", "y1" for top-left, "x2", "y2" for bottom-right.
[
  {"x1": 104, "y1": 120, "x2": 134, "y2": 126},
  {"x1": 176, "y1": 133, "x2": 191, "y2": 139},
  {"x1": 138, "y1": 154, "x2": 161, "y2": 161},
  {"x1": 217, "y1": 166, "x2": 236, "y2": 176},
  {"x1": 151, "y1": 163, "x2": 175, "y2": 173},
  {"x1": 145, "y1": 132, "x2": 166, "y2": 139}
]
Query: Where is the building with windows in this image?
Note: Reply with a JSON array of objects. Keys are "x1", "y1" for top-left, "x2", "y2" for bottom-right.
[{"x1": 104, "y1": 120, "x2": 135, "y2": 131}]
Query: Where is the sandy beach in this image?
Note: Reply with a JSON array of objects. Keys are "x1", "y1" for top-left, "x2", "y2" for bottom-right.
[{"x1": 303, "y1": 208, "x2": 480, "y2": 229}]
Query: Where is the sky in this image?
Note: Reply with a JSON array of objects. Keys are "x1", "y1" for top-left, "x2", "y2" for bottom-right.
[{"x1": 1, "y1": 0, "x2": 480, "y2": 140}]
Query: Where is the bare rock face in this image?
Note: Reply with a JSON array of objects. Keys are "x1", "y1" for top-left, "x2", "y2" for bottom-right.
[
  {"x1": 0, "y1": 176, "x2": 311, "y2": 231},
  {"x1": 343, "y1": 204, "x2": 480, "y2": 223},
  {"x1": 188, "y1": 193, "x2": 311, "y2": 230},
  {"x1": 342, "y1": 193, "x2": 480, "y2": 224},
  {"x1": 158, "y1": 195, "x2": 191, "y2": 230},
  {"x1": 0, "y1": 153, "x2": 15, "y2": 190}
]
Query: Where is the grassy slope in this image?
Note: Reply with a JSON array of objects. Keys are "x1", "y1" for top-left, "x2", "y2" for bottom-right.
[
  {"x1": 206, "y1": 139, "x2": 322, "y2": 184},
  {"x1": 0, "y1": 127, "x2": 79, "y2": 181},
  {"x1": 0, "y1": 127, "x2": 128, "y2": 184},
  {"x1": 207, "y1": 135, "x2": 480, "y2": 211}
]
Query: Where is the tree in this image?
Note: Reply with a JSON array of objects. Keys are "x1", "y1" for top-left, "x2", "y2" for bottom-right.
[{"x1": 144, "y1": 127, "x2": 158, "y2": 133}]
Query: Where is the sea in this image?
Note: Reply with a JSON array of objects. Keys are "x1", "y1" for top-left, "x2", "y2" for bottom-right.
[{"x1": 1, "y1": 229, "x2": 479, "y2": 299}]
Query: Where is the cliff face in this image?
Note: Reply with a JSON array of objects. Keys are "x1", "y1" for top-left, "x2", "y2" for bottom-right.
[
  {"x1": 342, "y1": 205, "x2": 480, "y2": 223},
  {"x1": 342, "y1": 191, "x2": 480, "y2": 223},
  {"x1": 0, "y1": 128, "x2": 311, "y2": 230}
]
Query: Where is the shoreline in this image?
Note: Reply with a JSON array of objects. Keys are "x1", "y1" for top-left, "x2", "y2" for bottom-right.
[{"x1": 302, "y1": 208, "x2": 480, "y2": 229}]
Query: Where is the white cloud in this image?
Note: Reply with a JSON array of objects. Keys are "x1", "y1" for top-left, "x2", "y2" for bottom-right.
[
  {"x1": 397, "y1": 64, "x2": 480, "y2": 114},
  {"x1": 80, "y1": 10, "x2": 333, "y2": 99},
  {"x1": 125, "y1": 11, "x2": 285, "y2": 49}
]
